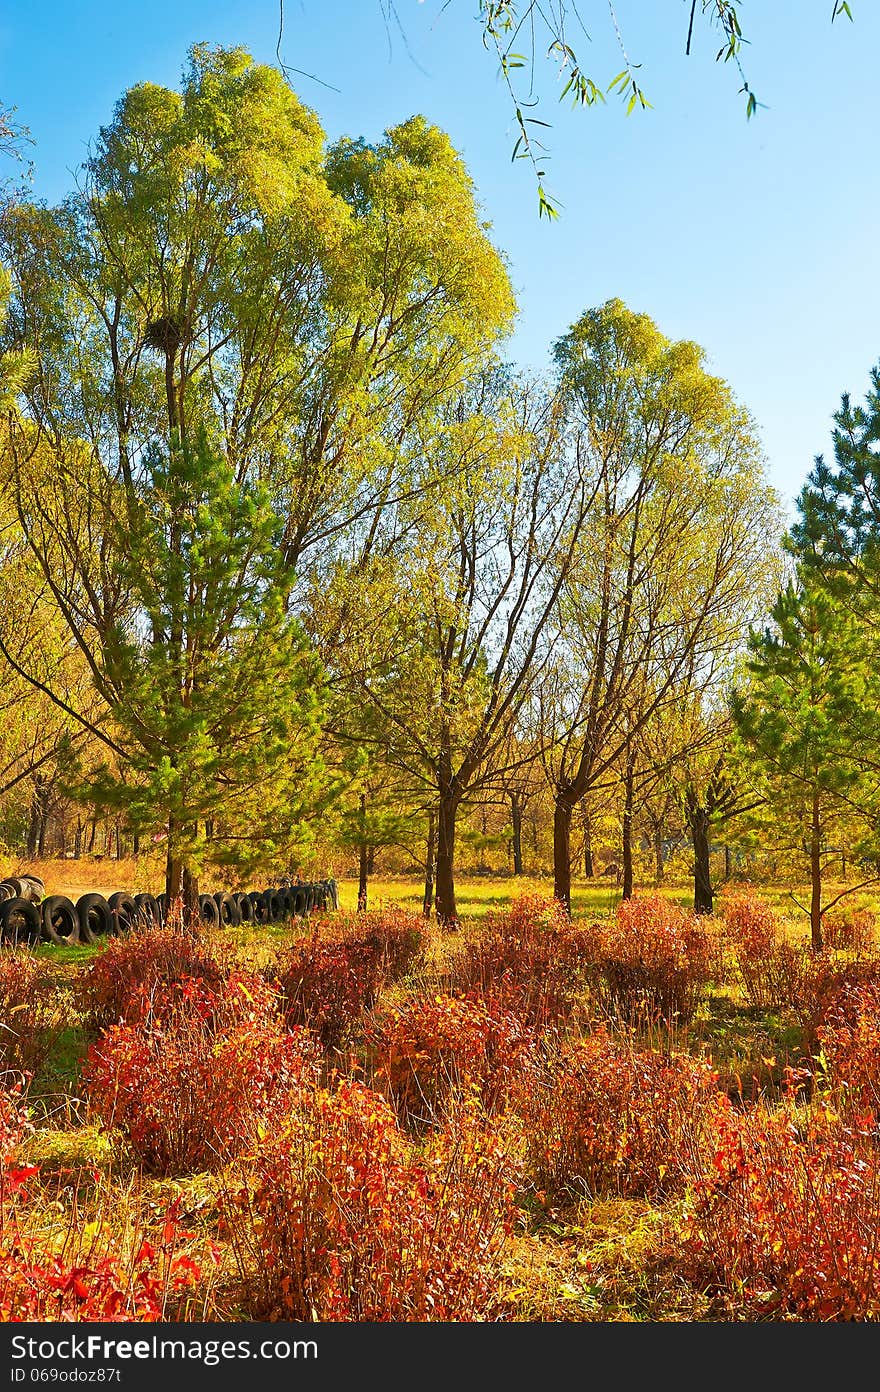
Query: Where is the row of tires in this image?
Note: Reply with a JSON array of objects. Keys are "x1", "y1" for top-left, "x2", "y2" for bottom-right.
[{"x1": 0, "y1": 880, "x2": 339, "y2": 948}]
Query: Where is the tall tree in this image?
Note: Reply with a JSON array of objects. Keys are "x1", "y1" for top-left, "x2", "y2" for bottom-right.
[
  {"x1": 317, "y1": 373, "x2": 590, "y2": 925},
  {"x1": 0, "y1": 45, "x2": 513, "y2": 910},
  {"x1": 543, "y1": 298, "x2": 778, "y2": 912}
]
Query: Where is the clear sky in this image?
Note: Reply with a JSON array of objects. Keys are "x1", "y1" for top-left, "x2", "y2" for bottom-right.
[{"x1": 1, "y1": 2, "x2": 877, "y2": 516}]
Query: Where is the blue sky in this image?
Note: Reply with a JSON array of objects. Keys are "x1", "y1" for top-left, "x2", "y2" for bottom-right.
[{"x1": 1, "y1": 2, "x2": 877, "y2": 514}]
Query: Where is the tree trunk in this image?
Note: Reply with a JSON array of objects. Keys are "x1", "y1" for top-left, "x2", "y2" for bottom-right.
[
  {"x1": 690, "y1": 805, "x2": 713, "y2": 914},
  {"x1": 553, "y1": 792, "x2": 575, "y2": 916},
  {"x1": 165, "y1": 816, "x2": 183, "y2": 908},
  {"x1": 132, "y1": 830, "x2": 140, "y2": 857},
  {"x1": 511, "y1": 794, "x2": 524, "y2": 876},
  {"x1": 724, "y1": 843, "x2": 731, "y2": 880},
  {"x1": 583, "y1": 810, "x2": 594, "y2": 878},
  {"x1": 26, "y1": 799, "x2": 39, "y2": 859},
  {"x1": 357, "y1": 793, "x2": 368, "y2": 912},
  {"x1": 621, "y1": 756, "x2": 634, "y2": 901},
  {"x1": 810, "y1": 790, "x2": 823, "y2": 952},
  {"x1": 87, "y1": 816, "x2": 97, "y2": 854},
  {"x1": 74, "y1": 818, "x2": 83, "y2": 860},
  {"x1": 37, "y1": 801, "x2": 48, "y2": 859},
  {"x1": 422, "y1": 807, "x2": 435, "y2": 919},
  {"x1": 114, "y1": 823, "x2": 121, "y2": 860},
  {"x1": 654, "y1": 829, "x2": 664, "y2": 884},
  {"x1": 435, "y1": 792, "x2": 459, "y2": 928}
]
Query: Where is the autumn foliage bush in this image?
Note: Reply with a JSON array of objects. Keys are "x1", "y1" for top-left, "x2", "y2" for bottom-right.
[
  {"x1": 587, "y1": 896, "x2": 714, "y2": 1025},
  {"x1": 0, "y1": 952, "x2": 67, "y2": 1076},
  {"x1": 795, "y1": 954, "x2": 880, "y2": 1054},
  {"x1": 454, "y1": 892, "x2": 593, "y2": 1025},
  {"x1": 229, "y1": 1079, "x2": 520, "y2": 1321},
  {"x1": 523, "y1": 1027, "x2": 723, "y2": 1200},
  {"x1": 83, "y1": 976, "x2": 319, "y2": 1175},
  {"x1": 81, "y1": 925, "x2": 229, "y2": 1032},
  {"x1": 335, "y1": 907, "x2": 425, "y2": 982},
  {"x1": 265, "y1": 934, "x2": 386, "y2": 1050},
  {"x1": 813, "y1": 979, "x2": 880, "y2": 1114},
  {"x1": 720, "y1": 892, "x2": 805, "y2": 1009},
  {"x1": 682, "y1": 1097, "x2": 880, "y2": 1319},
  {"x1": 821, "y1": 903, "x2": 876, "y2": 952},
  {"x1": 367, "y1": 992, "x2": 538, "y2": 1127},
  {"x1": 0, "y1": 1081, "x2": 208, "y2": 1320}
]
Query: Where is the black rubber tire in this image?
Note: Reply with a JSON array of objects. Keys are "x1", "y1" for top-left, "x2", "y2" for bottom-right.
[
  {"x1": 264, "y1": 888, "x2": 283, "y2": 922},
  {"x1": 313, "y1": 883, "x2": 328, "y2": 911},
  {"x1": 15, "y1": 875, "x2": 45, "y2": 904},
  {"x1": 0, "y1": 879, "x2": 20, "y2": 904},
  {"x1": 303, "y1": 884, "x2": 315, "y2": 913},
  {"x1": 76, "y1": 893, "x2": 114, "y2": 944},
  {"x1": 292, "y1": 885, "x2": 308, "y2": 916},
  {"x1": 199, "y1": 894, "x2": 221, "y2": 928},
  {"x1": 248, "y1": 891, "x2": 270, "y2": 925},
  {"x1": 40, "y1": 895, "x2": 80, "y2": 946},
  {"x1": 234, "y1": 892, "x2": 253, "y2": 923},
  {"x1": 155, "y1": 893, "x2": 168, "y2": 924},
  {"x1": 0, "y1": 897, "x2": 42, "y2": 946},
  {"x1": 108, "y1": 892, "x2": 138, "y2": 934},
  {"x1": 133, "y1": 893, "x2": 162, "y2": 927},
  {"x1": 278, "y1": 887, "x2": 294, "y2": 918},
  {"x1": 213, "y1": 891, "x2": 241, "y2": 927}
]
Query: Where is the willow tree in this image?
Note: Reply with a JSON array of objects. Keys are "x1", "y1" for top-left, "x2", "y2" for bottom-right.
[
  {"x1": 316, "y1": 372, "x2": 590, "y2": 925},
  {"x1": 0, "y1": 44, "x2": 513, "y2": 911},
  {"x1": 543, "y1": 299, "x2": 779, "y2": 913}
]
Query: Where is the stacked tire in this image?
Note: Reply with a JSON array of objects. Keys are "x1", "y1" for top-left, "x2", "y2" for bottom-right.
[{"x1": 0, "y1": 873, "x2": 338, "y2": 949}]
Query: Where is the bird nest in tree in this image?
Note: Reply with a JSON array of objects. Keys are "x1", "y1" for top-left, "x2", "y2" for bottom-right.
[{"x1": 143, "y1": 315, "x2": 192, "y2": 355}]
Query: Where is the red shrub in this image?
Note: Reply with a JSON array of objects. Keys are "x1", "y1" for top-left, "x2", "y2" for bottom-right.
[
  {"x1": 367, "y1": 992, "x2": 538, "y2": 1126},
  {"x1": 0, "y1": 1082, "x2": 207, "y2": 1320},
  {"x1": 815, "y1": 980, "x2": 880, "y2": 1113},
  {"x1": 682, "y1": 1100, "x2": 880, "y2": 1319},
  {"x1": 822, "y1": 904, "x2": 876, "y2": 952},
  {"x1": 81, "y1": 926, "x2": 229, "y2": 1031},
  {"x1": 588, "y1": 896, "x2": 714, "y2": 1025},
  {"x1": 0, "y1": 1210, "x2": 208, "y2": 1322},
  {"x1": 455, "y1": 892, "x2": 593, "y2": 1025},
  {"x1": 0, "y1": 952, "x2": 67, "y2": 1076},
  {"x1": 796, "y1": 954, "x2": 880, "y2": 1052},
  {"x1": 336, "y1": 908, "x2": 425, "y2": 981},
  {"x1": 720, "y1": 892, "x2": 805, "y2": 1009},
  {"x1": 230, "y1": 1080, "x2": 520, "y2": 1321},
  {"x1": 524, "y1": 1027, "x2": 724, "y2": 1199},
  {"x1": 83, "y1": 976, "x2": 320, "y2": 1175},
  {"x1": 266, "y1": 935, "x2": 385, "y2": 1050}
]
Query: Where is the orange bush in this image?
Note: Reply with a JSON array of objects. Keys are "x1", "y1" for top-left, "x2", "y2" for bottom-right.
[
  {"x1": 81, "y1": 925, "x2": 229, "y2": 1032},
  {"x1": 230, "y1": 1080, "x2": 520, "y2": 1321},
  {"x1": 83, "y1": 976, "x2": 319, "y2": 1175},
  {"x1": 0, "y1": 952, "x2": 67, "y2": 1076},
  {"x1": 367, "y1": 992, "x2": 538, "y2": 1126},
  {"x1": 682, "y1": 1098, "x2": 880, "y2": 1319},
  {"x1": 266, "y1": 935, "x2": 385, "y2": 1050},
  {"x1": 720, "y1": 892, "x2": 805, "y2": 1009},
  {"x1": 822, "y1": 904, "x2": 876, "y2": 952},
  {"x1": 524, "y1": 1027, "x2": 723, "y2": 1199},
  {"x1": 455, "y1": 892, "x2": 593, "y2": 1025},
  {"x1": 588, "y1": 896, "x2": 714, "y2": 1025},
  {"x1": 335, "y1": 908, "x2": 425, "y2": 981}
]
